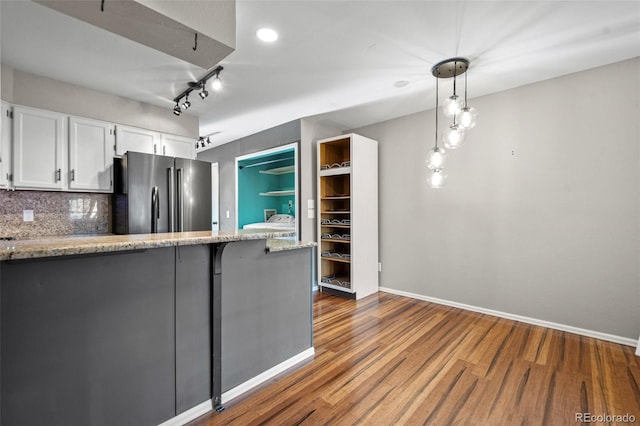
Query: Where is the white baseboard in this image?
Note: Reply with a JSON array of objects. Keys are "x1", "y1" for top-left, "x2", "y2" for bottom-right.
[
  {"x1": 157, "y1": 399, "x2": 212, "y2": 426},
  {"x1": 379, "y1": 287, "x2": 637, "y2": 348},
  {"x1": 221, "y1": 347, "x2": 315, "y2": 404}
]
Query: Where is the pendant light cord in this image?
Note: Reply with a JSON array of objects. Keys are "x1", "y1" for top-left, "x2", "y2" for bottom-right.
[
  {"x1": 452, "y1": 60, "x2": 458, "y2": 126},
  {"x1": 464, "y1": 66, "x2": 468, "y2": 107},
  {"x1": 435, "y1": 74, "x2": 439, "y2": 149}
]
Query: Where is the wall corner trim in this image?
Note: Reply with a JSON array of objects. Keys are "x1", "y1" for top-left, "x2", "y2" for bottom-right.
[
  {"x1": 636, "y1": 337, "x2": 640, "y2": 356},
  {"x1": 378, "y1": 287, "x2": 638, "y2": 348},
  {"x1": 221, "y1": 347, "x2": 315, "y2": 404}
]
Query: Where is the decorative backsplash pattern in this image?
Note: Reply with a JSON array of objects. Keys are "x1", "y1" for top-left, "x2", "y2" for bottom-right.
[{"x1": 0, "y1": 191, "x2": 111, "y2": 240}]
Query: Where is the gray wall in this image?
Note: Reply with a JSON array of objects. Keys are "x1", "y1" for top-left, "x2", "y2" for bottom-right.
[
  {"x1": 198, "y1": 119, "x2": 341, "y2": 242},
  {"x1": 197, "y1": 120, "x2": 301, "y2": 232},
  {"x1": 1, "y1": 64, "x2": 198, "y2": 137},
  {"x1": 351, "y1": 58, "x2": 640, "y2": 340}
]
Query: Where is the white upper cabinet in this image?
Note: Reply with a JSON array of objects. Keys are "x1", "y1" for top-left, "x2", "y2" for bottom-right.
[
  {"x1": 0, "y1": 102, "x2": 11, "y2": 188},
  {"x1": 161, "y1": 133, "x2": 195, "y2": 159},
  {"x1": 13, "y1": 106, "x2": 66, "y2": 190},
  {"x1": 68, "y1": 116, "x2": 115, "y2": 192},
  {"x1": 115, "y1": 125, "x2": 160, "y2": 156}
]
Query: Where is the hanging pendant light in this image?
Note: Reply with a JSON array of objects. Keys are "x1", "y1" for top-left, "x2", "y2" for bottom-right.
[
  {"x1": 426, "y1": 65, "x2": 448, "y2": 186},
  {"x1": 443, "y1": 123, "x2": 466, "y2": 149},
  {"x1": 427, "y1": 57, "x2": 478, "y2": 188},
  {"x1": 459, "y1": 66, "x2": 478, "y2": 129},
  {"x1": 442, "y1": 60, "x2": 464, "y2": 117},
  {"x1": 426, "y1": 147, "x2": 447, "y2": 169},
  {"x1": 426, "y1": 72, "x2": 448, "y2": 171},
  {"x1": 428, "y1": 168, "x2": 447, "y2": 189}
]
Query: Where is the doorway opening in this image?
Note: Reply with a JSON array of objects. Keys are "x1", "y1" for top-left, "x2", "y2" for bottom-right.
[{"x1": 235, "y1": 143, "x2": 299, "y2": 239}]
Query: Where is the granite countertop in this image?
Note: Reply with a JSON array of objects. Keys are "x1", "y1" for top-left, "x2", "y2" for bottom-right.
[
  {"x1": 265, "y1": 238, "x2": 317, "y2": 253},
  {"x1": 0, "y1": 229, "x2": 314, "y2": 261}
]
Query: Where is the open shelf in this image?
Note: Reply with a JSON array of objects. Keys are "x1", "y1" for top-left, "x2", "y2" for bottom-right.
[
  {"x1": 259, "y1": 165, "x2": 295, "y2": 175},
  {"x1": 321, "y1": 238, "x2": 351, "y2": 244},
  {"x1": 321, "y1": 195, "x2": 351, "y2": 200},
  {"x1": 320, "y1": 254, "x2": 351, "y2": 264},
  {"x1": 259, "y1": 189, "x2": 295, "y2": 196}
]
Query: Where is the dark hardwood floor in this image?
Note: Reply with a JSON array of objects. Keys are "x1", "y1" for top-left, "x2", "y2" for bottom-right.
[{"x1": 190, "y1": 291, "x2": 640, "y2": 425}]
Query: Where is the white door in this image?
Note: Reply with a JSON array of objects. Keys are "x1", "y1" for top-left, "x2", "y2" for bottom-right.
[
  {"x1": 13, "y1": 106, "x2": 65, "y2": 190},
  {"x1": 68, "y1": 117, "x2": 115, "y2": 192},
  {"x1": 115, "y1": 125, "x2": 158, "y2": 156},
  {"x1": 161, "y1": 134, "x2": 195, "y2": 159},
  {"x1": 211, "y1": 162, "x2": 219, "y2": 231},
  {"x1": 0, "y1": 102, "x2": 11, "y2": 188}
]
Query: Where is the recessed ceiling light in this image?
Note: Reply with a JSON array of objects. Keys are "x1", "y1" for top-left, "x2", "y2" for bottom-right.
[
  {"x1": 257, "y1": 28, "x2": 278, "y2": 42},
  {"x1": 393, "y1": 80, "x2": 410, "y2": 88}
]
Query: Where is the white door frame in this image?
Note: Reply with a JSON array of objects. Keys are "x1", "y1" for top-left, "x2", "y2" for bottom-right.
[{"x1": 235, "y1": 143, "x2": 299, "y2": 237}]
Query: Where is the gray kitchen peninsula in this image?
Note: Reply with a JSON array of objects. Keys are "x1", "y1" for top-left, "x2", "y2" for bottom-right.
[{"x1": 0, "y1": 230, "x2": 315, "y2": 426}]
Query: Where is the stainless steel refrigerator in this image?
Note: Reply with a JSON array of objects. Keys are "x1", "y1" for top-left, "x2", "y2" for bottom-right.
[{"x1": 114, "y1": 151, "x2": 212, "y2": 234}]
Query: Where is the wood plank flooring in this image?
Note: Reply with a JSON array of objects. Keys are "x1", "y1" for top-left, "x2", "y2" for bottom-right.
[{"x1": 190, "y1": 291, "x2": 640, "y2": 425}]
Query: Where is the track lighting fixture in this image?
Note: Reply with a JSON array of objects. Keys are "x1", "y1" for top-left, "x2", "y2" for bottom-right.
[
  {"x1": 211, "y1": 73, "x2": 222, "y2": 92},
  {"x1": 199, "y1": 83, "x2": 209, "y2": 99},
  {"x1": 427, "y1": 57, "x2": 478, "y2": 188},
  {"x1": 172, "y1": 65, "x2": 223, "y2": 116},
  {"x1": 181, "y1": 95, "x2": 191, "y2": 110},
  {"x1": 195, "y1": 136, "x2": 215, "y2": 151}
]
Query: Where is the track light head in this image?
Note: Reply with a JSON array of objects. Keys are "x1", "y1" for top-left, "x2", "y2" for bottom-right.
[
  {"x1": 181, "y1": 96, "x2": 191, "y2": 110},
  {"x1": 199, "y1": 85, "x2": 209, "y2": 99},
  {"x1": 211, "y1": 74, "x2": 222, "y2": 92},
  {"x1": 173, "y1": 103, "x2": 181, "y2": 116}
]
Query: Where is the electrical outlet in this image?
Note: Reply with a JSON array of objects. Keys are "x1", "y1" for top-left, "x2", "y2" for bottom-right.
[
  {"x1": 307, "y1": 209, "x2": 315, "y2": 219},
  {"x1": 23, "y1": 210, "x2": 34, "y2": 222},
  {"x1": 226, "y1": 210, "x2": 230, "y2": 219},
  {"x1": 378, "y1": 262, "x2": 382, "y2": 272}
]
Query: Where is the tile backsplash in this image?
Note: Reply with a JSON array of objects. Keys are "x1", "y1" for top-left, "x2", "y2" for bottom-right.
[{"x1": 0, "y1": 190, "x2": 111, "y2": 240}]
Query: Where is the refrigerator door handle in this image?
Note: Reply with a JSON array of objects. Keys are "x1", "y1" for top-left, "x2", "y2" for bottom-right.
[
  {"x1": 168, "y1": 167, "x2": 175, "y2": 232},
  {"x1": 177, "y1": 168, "x2": 184, "y2": 232},
  {"x1": 151, "y1": 186, "x2": 159, "y2": 233}
]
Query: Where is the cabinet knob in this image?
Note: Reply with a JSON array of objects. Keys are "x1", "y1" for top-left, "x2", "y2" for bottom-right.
[{"x1": 55, "y1": 168, "x2": 61, "y2": 182}]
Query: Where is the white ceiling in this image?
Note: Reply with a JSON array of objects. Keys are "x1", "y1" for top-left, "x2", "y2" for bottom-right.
[{"x1": 1, "y1": 0, "x2": 639, "y2": 149}]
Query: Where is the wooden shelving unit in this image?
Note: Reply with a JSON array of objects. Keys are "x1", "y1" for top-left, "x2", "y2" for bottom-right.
[{"x1": 317, "y1": 133, "x2": 378, "y2": 299}]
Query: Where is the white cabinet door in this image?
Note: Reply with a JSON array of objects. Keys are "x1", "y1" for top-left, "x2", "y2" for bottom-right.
[
  {"x1": 0, "y1": 102, "x2": 11, "y2": 188},
  {"x1": 13, "y1": 106, "x2": 65, "y2": 190},
  {"x1": 115, "y1": 125, "x2": 159, "y2": 156},
  {"x1": 161, "y1": 134, "x2": 195, "y2": 159},
  {"x1": 69, "y1": 117, "x2": 115, "y2": 192}
]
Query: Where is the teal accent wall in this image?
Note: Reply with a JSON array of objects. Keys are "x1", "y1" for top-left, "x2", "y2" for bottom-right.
[{"x1": 237, "y1": 149, "x2": 296, "y2": 229}]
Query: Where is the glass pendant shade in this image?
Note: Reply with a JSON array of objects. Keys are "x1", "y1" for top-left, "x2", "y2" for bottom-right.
[
  {"x1": 443, "y1": 95, "x2": 463, "y2": 117},
  {"x1": 426, "y1": 146, "x2": 447, "y2": 170},
  {"x1": 459, "y1": 106, "x2": 478, "y2": 129},
  {"x1": 428, "y1": 169, "x2": 447, "y2": 189},
  {"x1": 443, "y1": 124, "x2": 466, "y2": 149}
]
